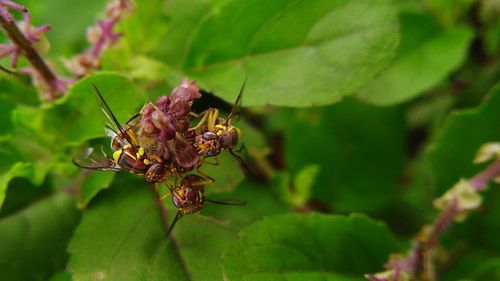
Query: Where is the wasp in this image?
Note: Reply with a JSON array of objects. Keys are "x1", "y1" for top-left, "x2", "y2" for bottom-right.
[
  {"x1": 188, "y1": 79, "x2": 249, "y2": 171},
  {"x1": 161, "y1": 174, "x2": 245, "y2": 235},
  {"x1": 73, "y1": 85, "x2": 171, "y2": 183}
]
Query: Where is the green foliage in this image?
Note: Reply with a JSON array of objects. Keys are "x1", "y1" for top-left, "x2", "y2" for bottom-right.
[
  {"x1": 425, "y1": 83, "x2": 500, "y2": 194},
  {"x1": 224, "y1": 214, "x2": 400, "y2": 281},
  {"x1": 1, "y1": 0, "x2": 499, "y2": 280},
  {"x1": 157, "y1": 0, "x2": 400, "y2": 106},
  {"x1": 68, "y1": 175, "x2": 286, "y2": 281},
  {"x1": 357, "y1": 13, "x2": 473, "y2": 105},
  {"x1": 42, "y1": 73, "x2": 145, "y2": 146},
  {"x1": 275, "y1": 98, "x2": 405, "y2": 212},
  {"x1": 0, "y1": 194, "x2": 79, "y2": 281},
  {"x1": 78, "y1": 172, "x2": 115, "y2": 208},
  {"x1": 273, "y1": 164, "x2": 320, "y2": 208}
]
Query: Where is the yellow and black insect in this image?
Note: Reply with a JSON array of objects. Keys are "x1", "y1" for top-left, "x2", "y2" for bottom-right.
[
  {"x1": 73, "y1": 85, "x2": 168, "y2": 183},
  {"x1": 189, "y1": 80, "x2": 249, "y2": 170},
  {"x1": 163, "y1": 174, "x2": 245, "y2": 235}
]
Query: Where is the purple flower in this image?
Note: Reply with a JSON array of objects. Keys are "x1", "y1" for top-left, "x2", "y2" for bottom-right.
[
  {"x1": 0, "y1": 12, "x2": 51, "y2": 67},
  {"x1": 138, "y1": 78, "x2": 202, "y2": 168},
  {"x1": 65, "y1": 0, "x2": 134, "y2": 76},
  {"x1": 0, "y1": 0, "x2": 26, "y2": 23}
]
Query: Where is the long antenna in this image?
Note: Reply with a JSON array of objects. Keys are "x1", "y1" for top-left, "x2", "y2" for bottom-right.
[
  {"x1": 206, "y1": 199, "x2": 246, "y2": 205},
  {"x1": 226, "y1": 77, "x2": 247, "y2": 124},
  {"x1": 93, "y1": 84, "x2": 125, "y2": 134}
]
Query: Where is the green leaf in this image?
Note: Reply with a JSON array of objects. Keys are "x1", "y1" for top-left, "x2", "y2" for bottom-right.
[
  {"x1": 162, "y1": 0, "x2": 399, "y2": 107},
  {"x1": 223, "y1": 213, "x2": 400, "y2": 281},
  {"x1": 69, "y1": 175, "x2": 277, "y2": 281},
  {"x1": 0, "y1": 76, "x2": 39, "y2": 106},
  {"x1": 121, "y1": 0, "x2": 170, "y2": 55},
  {"x1": 202, "y1": 179, "x2": 289, "y2": 224},
  {"x1": 280, "y1": 98, "x2": 405, "y2": 212},
  {"x1": 0, "y1": 193, "x2": 80, "y2": 281},
  {"x1": 356, "y1": 13, "x2": 473, "y2": 105},
  {"x1": 0, "y1": 162, "x2": 49, "y2": 210},
  {"x1": 440, "y1": 250, "x2": 500, "y2": 281},
  {"x1": 422, "y1": 0, "x2": 475, "y2": 27},
  {"x1": 42, "y1": 72, "x2": 145, "y2": 146},
  {"x1": 49, "y1": 272, "x2": 72, "y2": 281},
  {"x1": 273, "y1": 164, "x2": 321, "y2": 208},
  {"x1": 425, "y1": 83, "x2": 500, "y2": 194},
  {"x1": 78, "y1": 172, "x2": 115, "y2": 209},
  {"x1": 200, "y1": 153, "x2": 245, "y2": 194}
]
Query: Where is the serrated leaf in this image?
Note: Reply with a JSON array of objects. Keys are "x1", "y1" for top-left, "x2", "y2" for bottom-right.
[
  {"x1": 357, "y1": 13, "x2": 473, "y2": 105},
  {"x1": 0, "y1": 193, "x2": 80, "y2": 281},
  {"x1": 223, "y1": 213, "x2": 400, "y2": 281},
  {"x1": 69, "y1": 175, "x2": 279, "y2": 281},
  {"x1": 425, "y1": 83, "x2": 500, "y2": 194},
  {"x1": 161, "y1": 0, "x2": 399, "y2": 107},
  {"x1": 42, "y1": 72, "x2": 145, "y2": 147}
]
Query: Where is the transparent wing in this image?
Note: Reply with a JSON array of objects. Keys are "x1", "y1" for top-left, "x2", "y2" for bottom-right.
[
  {"x1": 93, "y1": 85, "x2": 125, "y2": 135},
  {"x1": 72, "y1": 146, "x2": 120, "y2": 171}
]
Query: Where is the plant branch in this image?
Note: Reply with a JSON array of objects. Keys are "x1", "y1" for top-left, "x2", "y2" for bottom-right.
[
  {"x1": 366, "y1": 155, "x2": 500, "y2": 281},
  {"x1": 0, "y1": 13, "x2": 59, "y2": 100},
  {"x1": 469, "y1": 159, "x2": 500, "y2": 191}
]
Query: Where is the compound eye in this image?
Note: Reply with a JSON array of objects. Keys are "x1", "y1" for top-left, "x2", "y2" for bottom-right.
[
  {"x1": 202, "y1": 131, "x2": 218, "y2": 141},
  {"x1": 185, "y1": 188, "x2": 198, "y2": 203},
  {"x1": 172, "y1": 194, "x2": 183, "y2": 208}
]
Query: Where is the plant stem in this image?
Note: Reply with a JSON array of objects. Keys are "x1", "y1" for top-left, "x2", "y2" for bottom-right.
[
  {"x1": 368, "y1": 158, "x2": 500, "y2": 281},
  {"x1": 0, "y1": 14, "x2": 59, "y2": 100},
  {"x1": 469, "y1": 159, "x2": 500, "y2": 191}
]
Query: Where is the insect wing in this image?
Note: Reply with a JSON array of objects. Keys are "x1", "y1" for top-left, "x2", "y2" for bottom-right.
[
  {"x1": 93, "y1": 84, "x2": 139, "y2": 147},
  {"x1": 72, "y1": 146, "x2": 120, "y2": 171}
]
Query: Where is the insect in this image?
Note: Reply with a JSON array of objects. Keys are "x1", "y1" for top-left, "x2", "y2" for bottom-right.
[
  {"x1": 73, "y1": 85, "x2": 170, "y2": 183},
  {"x1": 162, "y1": 174, "x2": 246, "y2": 235},
  {"x1": 189, "y1": 80, "x2": 249, "y2": 170},
  {"x1": 73, "y1": 82, "x2": 248, "y2": 236}
]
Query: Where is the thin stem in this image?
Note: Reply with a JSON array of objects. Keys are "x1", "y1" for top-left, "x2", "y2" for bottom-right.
[
  {"x1": 369, "y1": 158, "x2": 500, "y2": 281},
  {"x1": 0, "y1": 14, "x2": 59, "y2": 100},
  {"x1": 426, "y1": 198, "x2": 458, "y2": 248},
  {"x1": 469, "y1": 159, "x2": 500, "y2": 191}
]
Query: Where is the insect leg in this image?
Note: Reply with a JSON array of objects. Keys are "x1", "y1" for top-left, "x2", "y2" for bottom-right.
[{"x1": 167, "y1": 210, "x2": 183, "y2": 236}]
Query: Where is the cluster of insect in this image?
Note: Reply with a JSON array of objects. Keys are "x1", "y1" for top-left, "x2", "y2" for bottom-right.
[{"x1": 74, "y1": 79, "x2": 247, "y2": 235}]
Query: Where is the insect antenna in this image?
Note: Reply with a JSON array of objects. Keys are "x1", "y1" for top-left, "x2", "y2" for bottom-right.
[
  {"x1": 93, "y1": 84, "x2": 125, "y2": 135},
  {"x1": 205, "y1": 199, "x2": 246, "y2": 206},
  {"x1": 167, "y1": 210, "x2": 183, "y2": 236},
  {"x1": 229, "y1": 149, "x2": 254, "y2": 177},
  {"x1": 126, "y1": 112, "x2": 141, "y2": 125},
  {"x1": 226, "y1": 77, "x2": 247, "y2": 125}
]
